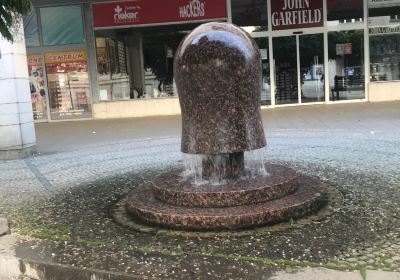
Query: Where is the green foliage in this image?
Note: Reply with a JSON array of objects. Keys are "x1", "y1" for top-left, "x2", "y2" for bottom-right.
[
  {"x1": 0, "y1": 0, "x2": 33, "y2": 42},
  {"x1": 359, "y1": 267, "x2": 367, "y2": 280}
]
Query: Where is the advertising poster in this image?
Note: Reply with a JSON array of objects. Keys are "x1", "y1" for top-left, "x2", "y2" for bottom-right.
[{"x1": 27, "y1": 54, "x2": 47, "y2": 120}]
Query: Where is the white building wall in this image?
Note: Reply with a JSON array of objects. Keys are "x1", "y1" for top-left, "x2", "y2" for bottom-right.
[{"x1": 0, "y1": 21, "x2": 36, "y2": 159}]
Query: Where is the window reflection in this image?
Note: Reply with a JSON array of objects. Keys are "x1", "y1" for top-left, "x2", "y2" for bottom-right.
[
  {"x1": 232, "y1": 0, "x2": 268, "y2": 33},
  {"x1": 253, "y1": 37, "x2": 270, "y2": 105},
  {"x1": 23, "y1": 11, "x2": 39, "y2": 47},
  {"x1": 327, "y1": 0, "x2": 363, "y2": 25},
  {"x1": 40, "y1": 5, "x2": 84, "y2": 45},
  {"x1": 142, "y1": 31, "x2": 187, "y2": 98},
  {"x1": 96, "y1": 37, "x2": 131, "y2": 100},
  {"x1": 328, "y1": 30, "x2": 365, "y2": 101}
]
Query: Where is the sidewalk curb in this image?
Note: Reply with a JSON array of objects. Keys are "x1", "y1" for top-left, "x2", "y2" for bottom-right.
[
  {"x1": 0, "y1": 254, "x2": 142, "y2": 280},
  {"x1": 2, "y1": 250, "x2": 400, "y2": 280}
]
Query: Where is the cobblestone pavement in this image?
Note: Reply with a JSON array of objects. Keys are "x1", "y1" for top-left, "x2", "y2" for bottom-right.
[{"x1": 1, "y1": 102, "x2": 400, "y2": 279}]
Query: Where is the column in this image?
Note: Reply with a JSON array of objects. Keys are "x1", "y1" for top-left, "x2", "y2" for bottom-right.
[{"x1": 0, "y1": 21, "x2": 36, "y2": 160}]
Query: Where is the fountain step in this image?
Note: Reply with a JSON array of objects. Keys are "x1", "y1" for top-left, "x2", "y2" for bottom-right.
[
  {"x1": 126, "y1": 175, "x2": 327, "y2": 230},
  {"x1": 152, "y1": 164, "x2": 299, "y2": 207}
]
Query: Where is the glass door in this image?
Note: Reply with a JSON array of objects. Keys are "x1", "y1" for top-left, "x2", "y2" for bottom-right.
[
  {"x1": 299, "y1": 34, "x2": 324, "y2": 103},
  {"x1": 273, "y1": 36, "x2": 298, "y2": 105},
  {"x1": 273, "y1": 33, "x2": 325, "y2": 105}
]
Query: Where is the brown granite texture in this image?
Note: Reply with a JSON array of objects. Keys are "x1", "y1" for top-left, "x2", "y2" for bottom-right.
[
  {"x1": 174, "y1": 22, "x2": 266, "y2": 155},
  {"x1": 152, "y1": 164, "x2": 298, "y2": 207},
  {"x1": 126, "y1": 175, "x2": 327, "y2": 231}
]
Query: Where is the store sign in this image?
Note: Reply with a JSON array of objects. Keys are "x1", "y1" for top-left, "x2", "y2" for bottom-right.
[
  {"x1": 368, "y1": 0, "x2": 400, "y2": 8},
  {"x1": 336, "y1": 43, "x2": 352, "y2": 55},
  {"x1": 271, "y1": 0, "x2": 323, "y2": 30},
  {"x1": 369, "y1": 25, "x2": 400, "y2": 34},
  {"x1": 27, "y1": 55, "x2": 42, "y2": 66},
  {"x1": 44, "y1": 50, "x2": 87, "y2": 64},
  {"x1": 92, "y1": 0, "x2": 227, "y2": 28}
]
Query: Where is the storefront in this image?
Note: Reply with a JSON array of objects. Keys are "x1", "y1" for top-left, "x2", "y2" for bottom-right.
[{"x1": 24, "y1": 0, "x2": 400, "y2": 121}]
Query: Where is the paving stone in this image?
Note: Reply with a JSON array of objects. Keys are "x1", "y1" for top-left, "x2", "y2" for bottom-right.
[{"x1": 0, "y1": 218, "x2": 8, "y2": 236}]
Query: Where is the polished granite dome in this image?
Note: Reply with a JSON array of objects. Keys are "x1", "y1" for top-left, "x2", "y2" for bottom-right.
[{"x1": 174, "y1": 22, "x2": 266, "y2": 155}]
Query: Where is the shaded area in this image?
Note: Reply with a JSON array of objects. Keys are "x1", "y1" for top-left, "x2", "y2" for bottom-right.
[{"x1": 3, "y1": 159, "x2": 400, "y2": 273}]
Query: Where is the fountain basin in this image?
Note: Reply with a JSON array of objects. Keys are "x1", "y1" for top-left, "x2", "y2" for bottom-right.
[
  {"x1": 152, "y1": 164, "x2": 298, "y2": 207},
  {"x1": 125, "y1": 165, "x2": 328, "y2": 231}
]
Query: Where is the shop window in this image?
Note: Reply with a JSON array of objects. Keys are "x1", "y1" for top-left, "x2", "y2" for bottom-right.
[
  {"x1": 252, "y1": 37, "x2": 270, "y2": 105},
  {"x1": 231, "y1": 0, "x2": 268, "y2": 34},
  {"x1": 142, "y1": 31, "x2": 187, "y2": 98},
  {"x1": 370, "y1": 34, "x2": 400, "y2": 81},
  {"x1": 328, "y1": 30, "x2": 365, "y2": 101},
  {"x1": 40, "y1": 5, "x2": 84, "y2": 45},
  {"x1": 327, "y1": 0, "x2": 363, "y2": 25},
  {"x1": 45, "y1": 50, "x2": 91, "y2": 120},
  {"x1": 368, "y1": 6, "x2": 400, "y2": 81},
  {"x1": 23, "y1": 11, "x2": 40, "y2": 47},
  {"x1": 96, "y1": 37, "x2": 131, "y2": 101}
]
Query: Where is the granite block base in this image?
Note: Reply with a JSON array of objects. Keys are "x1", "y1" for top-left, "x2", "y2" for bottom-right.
[
  {"x1": 152, "y1": 164, "x2": 298, "y2": 207},
  {"x1": 125, "y1": 165, "x2": 328, "y2": 231}
]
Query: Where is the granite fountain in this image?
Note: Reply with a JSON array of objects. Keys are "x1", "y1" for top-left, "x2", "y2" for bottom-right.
[{"x1": 124, "y1": 22, "x2": 328, "y2": 231}]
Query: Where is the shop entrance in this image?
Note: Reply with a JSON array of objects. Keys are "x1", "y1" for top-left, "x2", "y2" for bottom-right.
[{"x1": 273, "y1": 33, "x2": 324, "y2": 105}]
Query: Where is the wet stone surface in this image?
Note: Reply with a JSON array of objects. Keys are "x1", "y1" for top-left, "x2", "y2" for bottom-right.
[
  {"x1": 2, "y1": 158, "x2": 400, "y2": 274},
  {"x1": 175, "y1": 22, "x2": 266, "y2": 155},
  {"x1": 1, "y1": 113, "x2": 400, "y2": 276},
  {"x1": 151, "y1": 164, "x2": 298, "y2": 207},
  {"x1": 126, "y1": 175, "x2": 326, "y2": 230}
]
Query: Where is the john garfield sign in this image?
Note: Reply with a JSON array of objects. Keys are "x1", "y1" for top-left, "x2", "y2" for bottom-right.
[{"x1": 271, "y1": 0, "x2": 323, "y2": 30}]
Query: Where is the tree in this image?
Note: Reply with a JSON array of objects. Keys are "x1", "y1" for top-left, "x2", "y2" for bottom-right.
[{"x1": 0, "y1": 0, "x2": 33, "y2": 42}]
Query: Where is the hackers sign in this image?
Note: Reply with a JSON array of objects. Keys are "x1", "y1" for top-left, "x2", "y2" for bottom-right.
[
  {"x1": 92, "y1": 0, "x2": 227, "y2": 28},
  {"x1": 271, "y1": 0, "x2": 323, "y2": 30}
]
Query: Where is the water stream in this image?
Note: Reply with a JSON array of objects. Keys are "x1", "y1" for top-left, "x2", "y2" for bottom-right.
[{"x1": 182, "y1": 147, "x2": 268, "y2": 186}]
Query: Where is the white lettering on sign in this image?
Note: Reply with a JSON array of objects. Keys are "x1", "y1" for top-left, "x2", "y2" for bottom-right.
[
  {"x1": 179, "y1": 0, "x2": 205, "y2": 19},
  {"x1": 369, "y1": 25, "x2": 400, "y2": 34},
  {"x1": 272, "y1": 0, "x2": 322, "y2": 28},
  {"x1": 368, "y1": 0, "x2": 400, "y2": 8},
  {"x1": 113, "y1": 5, "x2": 139, "y2": 24}
]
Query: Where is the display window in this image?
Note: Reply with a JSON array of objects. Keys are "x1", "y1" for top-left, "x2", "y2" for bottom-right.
[
  {"x1": 96, "y1": 37, "x2": 131, "y2": 101},
  {"x1": 45, "y1": 50, "x2": 91, "y2": 120},
  {"x1": 369, "y1": 8, "x2": 400, "y2": 81},
  {"x1": 327, "y1": 0, "x2": 363, "y2": 25},
  {"x1": 27, "y1": 55, "x2": 48, "y2": 120},
  {"x1": 328, "y1": 30, "x2": 365, "y2": 101}
]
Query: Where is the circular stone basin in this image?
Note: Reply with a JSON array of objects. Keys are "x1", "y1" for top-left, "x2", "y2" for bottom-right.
[
  {"x1": 152, "y1": 164, "x2": 298, "y2": 207},
  {"x1": 125, "y1": 165, "x2": 329, "y2": 231}
]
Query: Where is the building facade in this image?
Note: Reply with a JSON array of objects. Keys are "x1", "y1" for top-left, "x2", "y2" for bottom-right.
[{"x1": 24, "y1": 0, "x2": 400, "y2": 122}]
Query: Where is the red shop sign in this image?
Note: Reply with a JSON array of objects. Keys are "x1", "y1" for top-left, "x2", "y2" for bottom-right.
[
  {"x1": 271, "y1": 0, "x2": 323, "y2": 30},
  {"x1": 92, "y1": 0, "x2": 227, "y2": 28}
]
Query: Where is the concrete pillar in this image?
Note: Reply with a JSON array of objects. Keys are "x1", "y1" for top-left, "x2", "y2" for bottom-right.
[{"x1": 0, "y1": 21, "x2": 36, "y2": 160}]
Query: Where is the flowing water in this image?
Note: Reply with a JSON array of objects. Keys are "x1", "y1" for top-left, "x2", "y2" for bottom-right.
[{"x1": 182, "y1": 147, "x2": 268, "y2": 186}]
